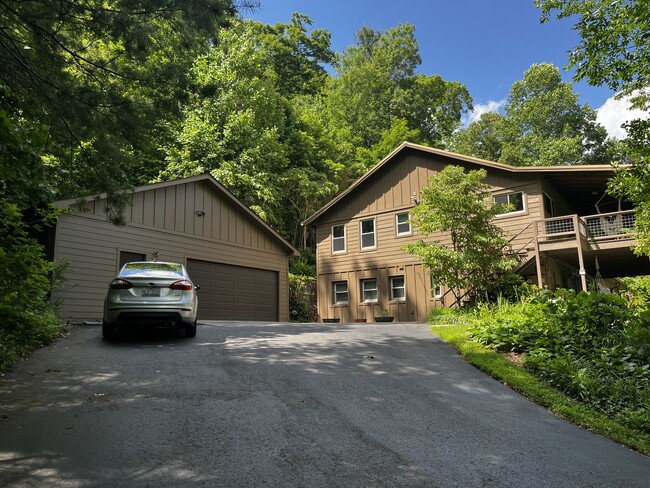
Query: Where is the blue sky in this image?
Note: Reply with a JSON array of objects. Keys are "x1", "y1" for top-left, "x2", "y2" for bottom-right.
[{"x1": 244, "y1": 0, "x2": 643, "y2": 138}]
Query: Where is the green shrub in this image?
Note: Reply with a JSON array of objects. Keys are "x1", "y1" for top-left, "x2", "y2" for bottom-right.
[
  {"x1": 426, "y1": 307, "x2": 471, "y2": 325},
  {"x1": 620, "y1": 276, "x2": 650, "y2": 310},
  {"x1": 288, "y1": 273, "x2": 316, "y2": 322},
  {"x1": 0, "y1": 202, "x2": 65, "y2": 372},
  {"x1": 469, "y1": 288, "x2": 650, "y2": 432}
]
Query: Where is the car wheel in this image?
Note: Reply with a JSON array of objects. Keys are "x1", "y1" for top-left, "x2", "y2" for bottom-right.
[
  {"x1": 102, "y1": 322, "x2": 117, "y2": 340},
  {"x1": 185, "y1": 321, "x2": 197, "y2": 338}
]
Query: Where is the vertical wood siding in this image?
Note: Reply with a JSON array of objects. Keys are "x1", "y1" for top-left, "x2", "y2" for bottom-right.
[
  {"x1": 54, "y1": 180, "x2": 290, "y2": 321},
  {"x1": 314, "y1": 150, "x2": 544, "y2": 322}
]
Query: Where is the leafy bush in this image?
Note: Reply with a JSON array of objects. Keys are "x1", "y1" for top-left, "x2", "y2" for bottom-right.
[
  {"x1": 426, "y1": 307, "x2": 471, "y2": 325},
  {"x1": 620, "y1": 276, "x2": 650, "y2": 310},
  {"x1": 473, "y1": 271, "x2": 528, "y2": 304},
  {"x1": 0, "y1": 202, "x2": 65, "y2": 372},
  {"x1": 469, "y1": 289, "x2": 650, "y2": 432},
  {"x1": 288, "y1": 273, "x2": 316, "y2": 322}
]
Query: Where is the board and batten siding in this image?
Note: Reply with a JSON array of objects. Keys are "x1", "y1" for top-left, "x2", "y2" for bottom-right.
[
  {"x1": 314, "y1": 149, "x2": 545, "y2": 321},
  {"x1": 318, "y1": 264, "x2": 450, "y2": 323},
  {"x1": 53, "y1": 179, "x2": 291, "y2": 321}
]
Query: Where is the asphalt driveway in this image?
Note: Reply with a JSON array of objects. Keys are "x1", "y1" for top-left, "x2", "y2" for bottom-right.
[{"x1": 0, "y1": 321, "x2": 648, "y2": 487}]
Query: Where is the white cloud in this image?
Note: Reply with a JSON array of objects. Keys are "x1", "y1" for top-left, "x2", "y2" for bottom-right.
[
  {"x1": 462, "y1": 100, "x2": 505, "y2": 127},
  {"x1": 596, "y1": 94, "x2": 649, "y2": 139}
]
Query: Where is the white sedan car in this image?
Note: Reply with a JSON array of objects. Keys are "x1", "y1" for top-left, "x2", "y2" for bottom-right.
[{"x1": 102, "y1": 262, "x2": 198, "y2": 339}]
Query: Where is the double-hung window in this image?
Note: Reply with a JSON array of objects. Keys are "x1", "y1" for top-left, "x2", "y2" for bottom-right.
[
  {"x1": 396, "y1": 213, "x2": 411, "y2": 236},
  {"x1": 390, "y1": 276, "x2": 405, "y2": 301},
  {"x1": 331, "y1": 224, "x2": 346, "y2": 254},
  {"x1": 494, "y1": 191, "x2": 525, "y2": 215},
  {"x1": 360, "y1": 218, "x2": 376, "y2": 250},
  {"x1": 361, "y1": 278, "x2": 378, "y2": 302},
  {"x1": 332, "y1": 281, "x2": 348, "y2": 304}
]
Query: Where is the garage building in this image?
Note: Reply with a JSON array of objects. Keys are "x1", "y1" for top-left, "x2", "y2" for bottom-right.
[{"x1": 52, "y1": 174, "x2": 299, "y2": 322}]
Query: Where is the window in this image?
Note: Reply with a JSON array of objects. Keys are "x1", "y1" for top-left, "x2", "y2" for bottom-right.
[
  {"x1": 121, "y1": 262, "x2": 184, "y2": 278},
  {"x1": 494, "y1": 191, "x2": 525, "y2": 215},
  {"x1": 119, "y1": 251, "x2": 146, "y2": 269},
  {"x1": 390, "y1": 276, "x2": 405, "y2": 301},
  {"x1": 430, "y1": 274, "x2": 443, "y2": 298},
  {"x1": 360, "y1": 219, "x2": 376, "y2": 249},
  {"x1": 361, "y1": 278, "x2": 378, "y2": 302},
  {"x1": 543, "y1": 193, "x2": 556, "y2": 217},
  {"x1": 396, "y1": 213, "x2": 411, "y2": 236},
  {"x1": 331, "y1": 224, "x2": 346, "y2": 254},
  {"x1": 332, "y1": 281, "x2": 348, "y2": 304}
]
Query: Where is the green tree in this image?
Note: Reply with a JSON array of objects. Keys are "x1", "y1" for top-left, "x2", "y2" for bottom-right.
[
  {"x1": 451, "y1": 64, "x2": 616, "y2": 166},
  {"x1": 161, "y1": 17, "x2": 341, "y2": 244},
  {"x1": 450, "y1": 112, "x2": 507, "y2": 162},
  {"x1": 536, "y1": 0, "x2": 650, "y2": 106},
  {"x1": 324, "y1": 24, "x2": 472, "y2": 176},
  {"x1": 536, "y1": 1, "x2": 650, "y2": 254},
  {"x1": 1, "y1": 0, "x2": 240, "y2": 213},
  {"x1": 402, "y1": 165, "x2": 518, "y2": 307}
]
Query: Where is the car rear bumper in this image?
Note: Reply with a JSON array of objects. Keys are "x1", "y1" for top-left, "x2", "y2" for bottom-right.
[{"x1": 103, "y1": 308, "x2": 197, "y2": 326}]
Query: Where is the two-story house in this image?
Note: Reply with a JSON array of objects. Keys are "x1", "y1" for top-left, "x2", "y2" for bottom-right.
[{"x1": 302, "y1": 142, "x2": 649, "y2": 323}]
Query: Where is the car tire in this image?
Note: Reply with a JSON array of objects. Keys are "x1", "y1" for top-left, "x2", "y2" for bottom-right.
[
  {"x1": 185, "y1": 322, "x2": 197, "y2": 338},
  {"x1": 102, "y1": 322, "x2": 117, "y2": 340}
]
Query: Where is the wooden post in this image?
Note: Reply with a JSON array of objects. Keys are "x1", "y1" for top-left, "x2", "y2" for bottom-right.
[
  {"x1": 574, "y1": 215, "x2": 588, "y2": 292},
  {"x1": 533, "y1": 220, "x2": 543, "y2": 288}
]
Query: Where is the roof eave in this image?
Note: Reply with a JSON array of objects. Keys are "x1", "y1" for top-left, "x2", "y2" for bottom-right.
[{"x1": 302, "y1": 141, "x2": 628, "y2": 226}]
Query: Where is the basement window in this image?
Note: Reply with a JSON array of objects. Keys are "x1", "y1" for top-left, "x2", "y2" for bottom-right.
[{"x1": 332, "y1": 281, "x2": 349, "y2": 305}]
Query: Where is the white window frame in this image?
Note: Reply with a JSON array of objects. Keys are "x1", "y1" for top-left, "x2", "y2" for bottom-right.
[
  {"x1": 494, "y1": 191, "x2": 526, "y2": 216},
  {"x1": 332, "y1": 281, "x2": 349, "y2": 305},
  {"x1": 360, "y1": 218, "x2": 376, "y2": 250},
  {"x1": 361, "y1": 278, "x2": 378, "y2": 303},
  {"x1": 395, "y1": 212, "x2": 411, "y2": 236},
  {"x1": 331, "y1": 224, "x2": 346, "y2": 254},
  {"x1": 390, "y1": 276, "x2": 406, "y2": 301},
  {"x1": 430, "y1": 274, "x2": 443, "y2": 299}
]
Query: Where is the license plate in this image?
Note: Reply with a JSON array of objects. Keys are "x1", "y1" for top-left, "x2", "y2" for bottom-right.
[{"x1": 142, "y1": 287, "x2": 160, "y2": 297}]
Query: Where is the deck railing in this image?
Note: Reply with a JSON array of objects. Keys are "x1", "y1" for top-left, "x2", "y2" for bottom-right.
[
  {"x1": 534, "y1": 210, "x2": 636, "y2": 244},
  {"x1": 584, "y1": 211, "x2": 636, "y2": 240}
]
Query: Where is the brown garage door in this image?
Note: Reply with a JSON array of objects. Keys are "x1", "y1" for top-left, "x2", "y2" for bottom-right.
[{"x1": 187, "y1": 259, "x2": 278, "y2": 321}]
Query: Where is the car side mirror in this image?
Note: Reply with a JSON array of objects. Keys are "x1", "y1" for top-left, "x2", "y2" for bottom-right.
[{"x1": 195, "y1": 284, "x2": 200, "y2": 291}]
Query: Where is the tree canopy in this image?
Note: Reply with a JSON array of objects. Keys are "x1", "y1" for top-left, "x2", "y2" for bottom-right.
[
  {"x1": 451, "y1": 63, "x2": 618, "y2": 166},
  {"x1": 537, "y1": 0, "x2": 650, "y2": 109},
  {"x1": 323, "y1": 24, "x2": 472, "y2": 178},
  {"x1": 159, "y1": 16, "x2": 341, "y2": 243},
  {"x1": 1, "y1": 0, "x2": 242, "y2": 218}
]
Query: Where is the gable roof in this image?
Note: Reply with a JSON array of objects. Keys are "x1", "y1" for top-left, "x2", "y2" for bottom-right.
[
  {"x1": 54, "y1": 173, "x2": 300, "y2": 256},
  {"x1": 302, "y1": 141, "x2": 623, "y2": 226}
]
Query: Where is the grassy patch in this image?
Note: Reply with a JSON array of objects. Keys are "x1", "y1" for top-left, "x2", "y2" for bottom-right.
[{"x1": 432, "y1": 323, "x2": 650, "y2": 457}]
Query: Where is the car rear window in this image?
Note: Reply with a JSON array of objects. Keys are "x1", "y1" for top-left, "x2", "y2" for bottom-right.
[{"x1": 120, "y1": 263, "x2": 185, "y2": 278}]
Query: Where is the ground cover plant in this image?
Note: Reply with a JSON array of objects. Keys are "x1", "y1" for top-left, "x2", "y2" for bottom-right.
[{"x1": 467, "y1": 289, "x2": 650, "y2": 434}]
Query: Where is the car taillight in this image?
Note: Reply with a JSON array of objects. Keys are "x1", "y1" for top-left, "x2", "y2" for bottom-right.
[
  {"x1": 170, "y1": 280, "x2": 193, "y2": 291},
  {"x1": 110, "y1": 279, "x2": 133, "y2": 289}
]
